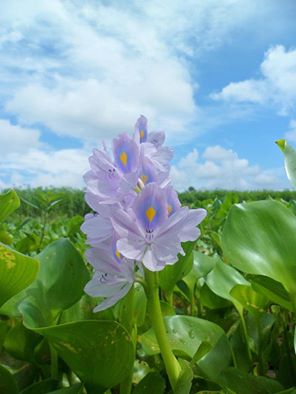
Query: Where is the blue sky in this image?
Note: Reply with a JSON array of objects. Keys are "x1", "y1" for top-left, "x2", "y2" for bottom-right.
[{"x1": 0, "y1": 0, "x2": 296, "y2": 190}]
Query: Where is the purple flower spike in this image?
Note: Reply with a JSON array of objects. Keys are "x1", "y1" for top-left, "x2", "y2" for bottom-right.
[
  {"x1": 82, "y1": 114, "x2": 207, "y2": 310},
  {"x1": 112, "y1": 183, "x2": 207, "y2": 271},
  {"x1": 135, "y1": 115, "x2": 148, "y2": 143}
]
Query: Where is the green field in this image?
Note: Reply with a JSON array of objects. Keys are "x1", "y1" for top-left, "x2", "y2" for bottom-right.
[{"x1": 0, "y1": 188, "x2": 295, "y2": 393}]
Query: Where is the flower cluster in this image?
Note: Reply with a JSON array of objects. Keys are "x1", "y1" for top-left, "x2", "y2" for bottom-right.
[{"x1": 82, "y1": 115, "x2": 207, "y2": 311}]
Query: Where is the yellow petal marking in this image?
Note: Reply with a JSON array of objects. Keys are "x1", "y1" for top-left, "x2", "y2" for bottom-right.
[
  {"x1": 120, "y1": 151, "x2": 128, "y2": 166},
  {"x1": 167, "y1": 204, "x2": 173, "y2": 214},
  {"x1": 115, "y1": 250, "x2": 122, "y2": 259},
  {"x1": 140, "y1": 130, "x2": 145, "y2": 139},
  {"x1": 146, "y1": 207, "x2": 156, "y2": 222}
]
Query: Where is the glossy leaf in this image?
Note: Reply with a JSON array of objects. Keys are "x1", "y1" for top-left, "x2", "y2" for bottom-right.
[
  {"x1": 182, "y1": 251, "x2": 220, "y2": 299},
  {"x1": 174, "y1": 359, "x2": 193, "y2": 394},
  {"x1": 0, "y1": 190, "x2": 20, "y2": 222},
  {"x1": 230, "y1": 284, "x2": 269, "y2": 313},
  {"x1": 48, "y1": 384, "x2": 83, "y2": 394},
  {"x1": 4, "y1": 320, "x2": 41, "y2": 361},
  {"x1": 276, "y1": 389, "x2": 296, "y2": 394},
  {"x1": 276, "y1": 139, "x2": 296, "y2": 187},
  {"x1": 20, "y1": 378, "x2": 58, "y2": 394},
  {"x1": 218, "y1": 367, "x2": 283, "y2": 394},
  {"x1": 19, "y1": 238, "x2": 89, "y2": 327},
  {"x1": 248, "y1": 275, "x2": 293, "y2": 311},
  {"x1": 0, "y1": 243, "x2": 39, "y2": 307},
  {"x1": 0, "y1": 364, "x2": 18, "y2": 394},
  {"x1": 205, "y1": 260, "x2": 249, "y2": 313},
  {"x1": 159, "y1": 241, "x2": 195, "y2": 293},
  {"x1": 34, "y1": 320, "x2": 134, "y2": 390},
  {"x1": 222, "y1": 200, "x2": 296, "y2": 308},
  {"x1": 133, "y1": 372, "x2": 166, "y2": 394},
  {"x1": 140, "y1": 315, "x2": 231, "y2": 379},
  {"x1": 199, "y1": 284, "x2": 231, "y2": 310}
]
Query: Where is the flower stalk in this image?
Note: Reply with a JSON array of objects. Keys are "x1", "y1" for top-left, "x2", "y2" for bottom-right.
[
  {"x1": 120, "y1": 286, "x2": 137, "y2": 394},
  {"x1": 144, "y1": 268, "x2": 181, "y2": 390}
]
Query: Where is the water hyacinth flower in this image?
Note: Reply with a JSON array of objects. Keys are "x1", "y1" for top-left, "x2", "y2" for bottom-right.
[
  {"x1": 82, "y1": 115, "x2": 207, "y2": 311},
  {"x1": 84, "y1": 246, "x2": 135, "y2": 312},
  {"x1": 112, "y1": 183, "x2": 207, "y2": 271}
]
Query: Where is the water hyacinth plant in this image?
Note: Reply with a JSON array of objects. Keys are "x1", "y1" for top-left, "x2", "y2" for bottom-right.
[{"x1": 82, "y1": 115, "x2": 207, "y2": 390}]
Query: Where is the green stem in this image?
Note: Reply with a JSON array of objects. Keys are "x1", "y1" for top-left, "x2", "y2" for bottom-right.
[
  {"x1": 239, "y1": 310, "x2": 252, "y2": 365},
  {"x1": 144, "y1": 269, "x2": 181, "y2": 390},
  {"x1": 120, "y1": 286, "x2": 137, "y2": 394},
  {"x1": 166, "y1": 290, "x2": 173, "y2": 307},
  {"x1": 50, "y1": 345, "x2": 58, "y2": 380}
]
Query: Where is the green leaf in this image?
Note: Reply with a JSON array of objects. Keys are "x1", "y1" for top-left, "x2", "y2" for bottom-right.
[
  {"x1": 0, "y1": 190, "x2": 20, "y2": 222},
  {"x1": 182, "y1": 251, "x2": 220, "y2": 299},
  {"x1": 32, "y1": 320, "x2": 134, "y2": 391},
  {"x1": 205, "y1": 260, "x2": 249, "y2": 313},
  {"x1": 0, "y1": 364, "x2": 18, "y2": 394},
  {"x1": 218, "y1": 367, "x2": 283, "y2": 394},
  {"x1": 140, "y1": 315, "x2": 231, "y2": 379},
  {"x1": 0, "y1": 321, "x2": 9, "y2": 351},
  {"x1": 4, "y1": 320, "x2": 41, "y2": 361},
  {"x1": 174, "y1": 359, "x2": 193, "y2": 394},
  {"x1": 47, "y1": 384, "x2": 83, "y2": 394},
  {"x1": 230, "y1": 284, "x2": 269, "y2": 314},
  {"x1": 248, "y1": 274, "x2": 293, "y2": 311},
  {"x1": 199, "y1": 284, "x2": 231, "y2": 310},
  {"x1": 133, "y1": 372, "x2": 166, "y2": 394},
  {"x1": 0, "y1": 243, "x2": 39, "y2": 307},
  {"x1": 222, "y1": 200, "x2": 296, "y2": 308},
  {"x1": 20, "y1": 378, "x2": 58, "y2": 394},
  {"x1": 159, "y1": 241, "x2": 195, "y2": 293},
  {"x1": 276, "y1": 139, "x2": 296, "y2": 187},
  {"x1": 276, "y1": 389, "x2": 296, "y2": 394},
  {"x1": 19, "y1": 239, "x2": 89, "y2": 327}
]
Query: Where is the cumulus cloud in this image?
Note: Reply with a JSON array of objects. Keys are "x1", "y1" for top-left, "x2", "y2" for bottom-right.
[
  {"x1": 171, "y1": 145, "x2": 283, "y2": 190},
  {"x1": 1, "y1": 148, "x2": 89, "y2": 189},
  {"x1": 0, "y1": 1, "x2": 293, "y2": 189},
  {"x1": 211, "y1": 45, "x2": 296, "y2": 115},
  {"x1": 1, "y1": 0, "x2": 285, "y2": 143},
  {"x1": 285, "y1": 119, "x2": 296, "y2": 141},
  {"x1": 0, "y1": 119, "x2": 41, "y2": 156}
]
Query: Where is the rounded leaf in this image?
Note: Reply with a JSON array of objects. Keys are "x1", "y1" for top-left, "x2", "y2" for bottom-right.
[
  {"x1": 0, "y1": 190, "x2": 20, "y2": 222},
  {"x1": 34, "y1": 320, "x2": 134, "y2": 390},
  {"x1": 222, "y1": 200, "x2": 296, "y2": 306},
  {"x1": 0, "y1": 243, "x2": 39, "y2": 307}
]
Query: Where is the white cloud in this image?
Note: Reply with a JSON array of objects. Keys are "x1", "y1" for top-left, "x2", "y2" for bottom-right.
[
  {"x1": 211, "y1": 45, "x2": 296, "y2": 115},
  {"x1": 0, "y1": 119, "x2": 41, "y2": 156},
  {"x1": 171, "y1": 145, "x2": 283, "y2": 190},
  {"x1": 285, "y1": 119, "x2": 296, "y2": 141},
  {"x1": 1, "y1": 148, "x2": 89, "y2": 189},
  {"x1": 1, "y1": 0, "x2": 285, "y2": 143}
]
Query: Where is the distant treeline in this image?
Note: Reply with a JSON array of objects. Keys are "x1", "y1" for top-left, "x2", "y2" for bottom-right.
[{"x1": 5, "y1": 187, "x2": 296, "y2": 218}]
